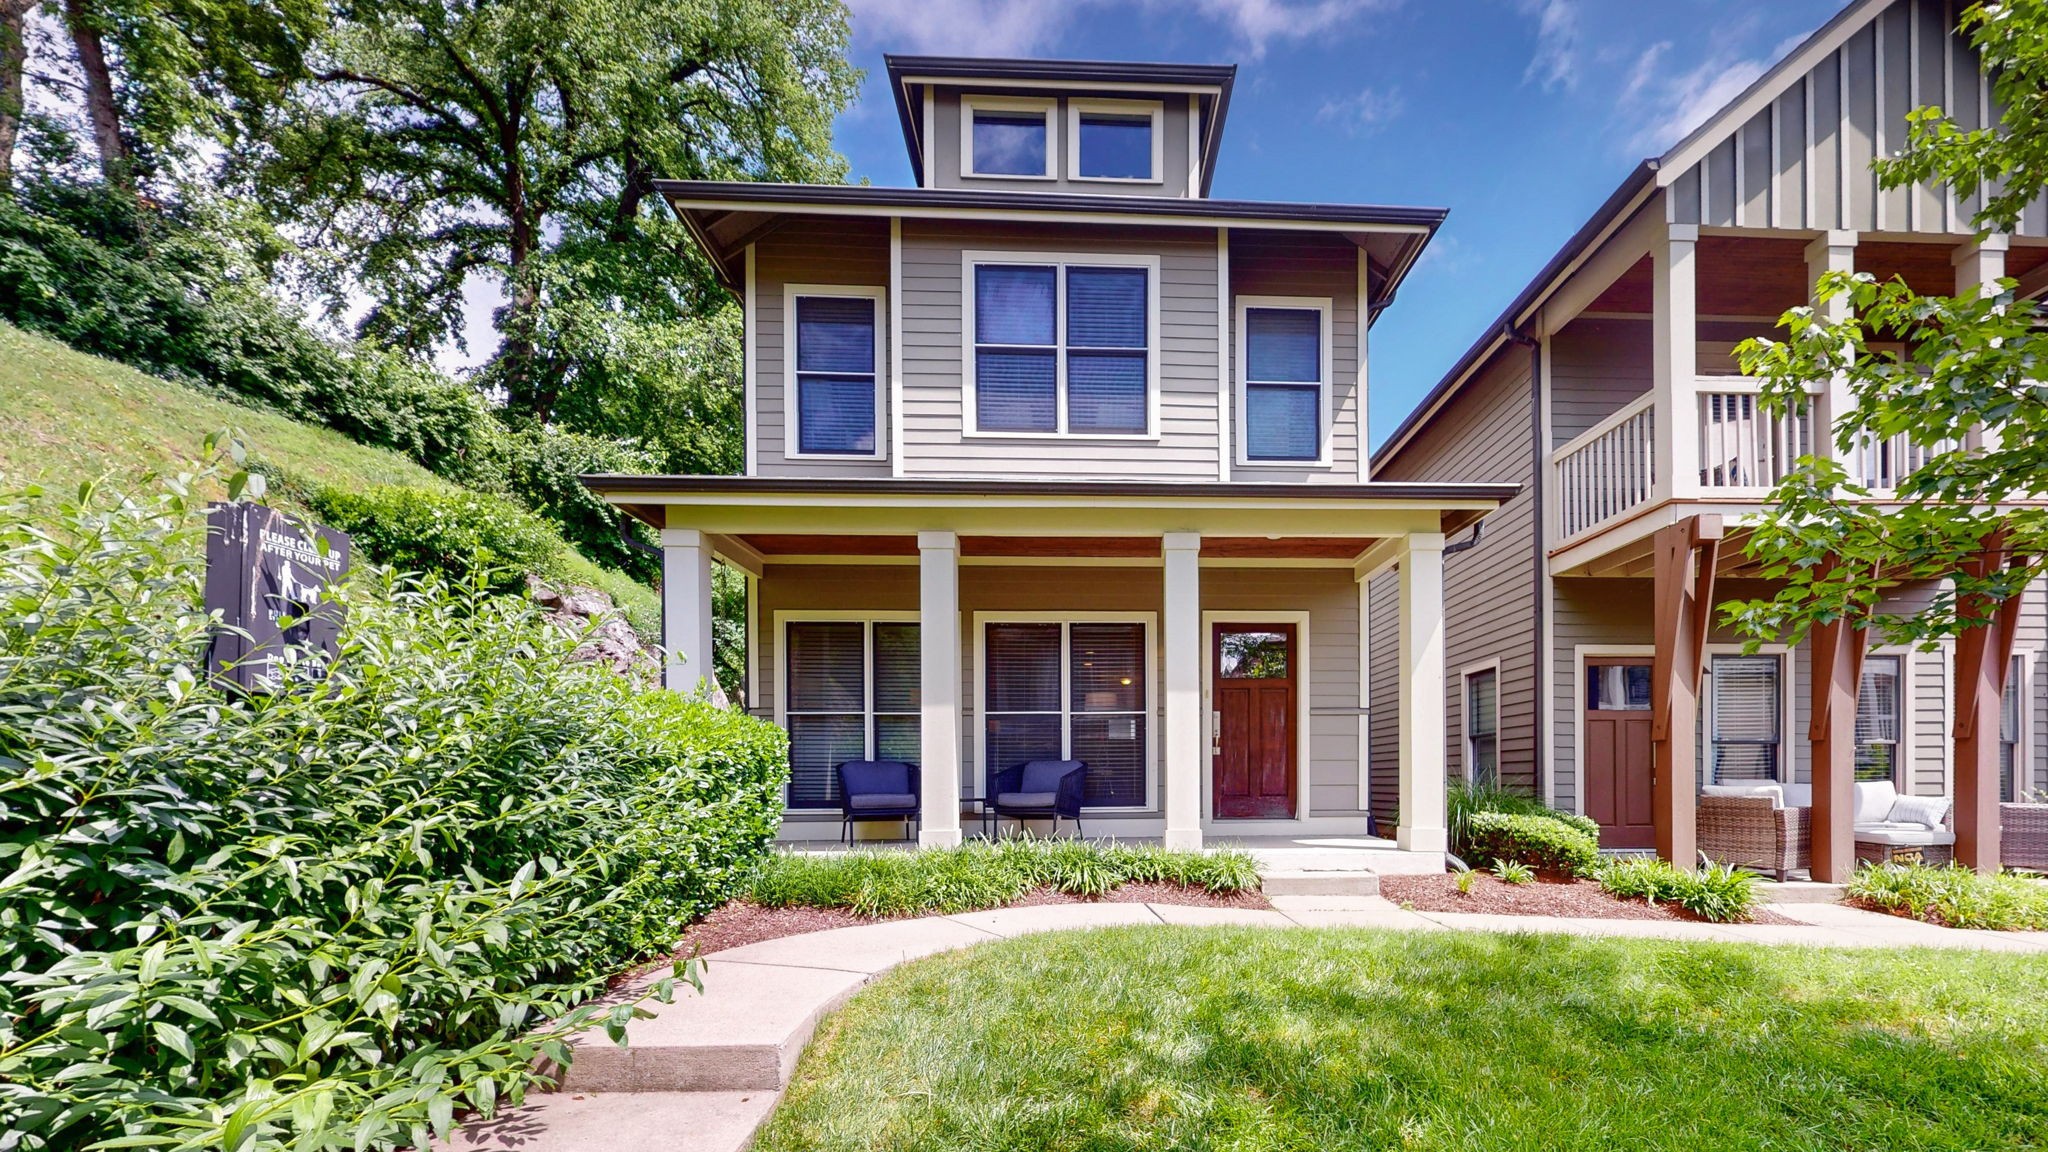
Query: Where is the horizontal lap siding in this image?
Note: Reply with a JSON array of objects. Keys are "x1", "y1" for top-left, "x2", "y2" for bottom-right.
[
  {"x1": 1551, "y1": 318, "x2": 1650, "y2": 448},
  {"x1": 753, "y1": 218, "x2": 893, "y2": 477},
  {"x1": 1551, "y1": 577, "x2": 1653, "y2": 815},
  {"x1": 1228, "y1": 231, "x2": 1364, "y2": 482},
  {"x1": 1366, "y1": 569, "x2": 1399, "y2": 826},
  {"x1": 900, "y1": 219, "x2": 1222, "y2": 479}
]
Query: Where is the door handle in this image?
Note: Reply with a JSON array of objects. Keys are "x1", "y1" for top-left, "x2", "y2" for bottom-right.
[{"x1": 1210, "y1": 709, "x2": 1221, "y2": 756}]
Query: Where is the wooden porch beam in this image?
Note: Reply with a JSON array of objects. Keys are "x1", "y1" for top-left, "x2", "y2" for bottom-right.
[
  {"x1": 1955, "y1": 527, "x2": 2022, "y2": 873},
  {"x1": 1808, "y1": 606, "x2": 1868, "y2": 883},
  {"x1": 1650, "y1": 513, "x2": 1722, "y2": 869}
]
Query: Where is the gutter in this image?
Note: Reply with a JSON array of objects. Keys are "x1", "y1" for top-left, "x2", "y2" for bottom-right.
[{"x1": 1503, "y1": 324, "x2": 1548, "y2": 797}]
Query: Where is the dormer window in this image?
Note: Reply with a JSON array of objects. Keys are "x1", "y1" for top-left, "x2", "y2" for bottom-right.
[
  {"x1": 963, "y1": 96, "x2": 1055, "y2": 179},
  {"x1": 1070, "y1": 99, "x2": 1162, "y2": 183}
]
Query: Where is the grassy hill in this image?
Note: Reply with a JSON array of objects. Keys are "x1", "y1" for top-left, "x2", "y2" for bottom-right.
[{"x1": 0, "y1": 320, "x2": 658, "y2": 627}]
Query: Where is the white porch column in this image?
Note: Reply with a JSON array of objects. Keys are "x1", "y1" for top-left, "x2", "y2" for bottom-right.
[
  {"x1": 659, "y1": 528, "x2": 716, "y2": 695},
  {"x1": 1955, "y1": 232, "x2": 2008, "y2": 297},
  {"x1": 1651, "y1": 223, "x2": 1699, "y2": 500},
  {"x1": 1806, "y1": 231, "x2": 1859, "y2": 457},
  {"x1": 918, "y1": 531, "x2": 962, "y2": 847},
  {"x1": 1397, "y1": 532, "x2": 1447, "y2": 854},
  {"x1": 1162, "y1": 532, "x2": 1203, "y2": 850}
]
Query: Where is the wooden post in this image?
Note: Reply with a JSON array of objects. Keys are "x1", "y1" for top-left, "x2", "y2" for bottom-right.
[
  {"x1": 1955, "y1": 529, "x2": 2020, "y2": 873},
  {"x1": 1651, "y1": 514, "x2": 1721, "y2": 869},
  {"x1": 1808, "y1": 610, "x2": 1867, "y2": 883}
]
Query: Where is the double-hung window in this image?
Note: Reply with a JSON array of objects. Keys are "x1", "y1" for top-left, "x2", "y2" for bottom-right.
[
  {"x1": 1855, "y1": 655, "x2": 1902, "y2": 784},
  {"x1": 1465, "y1": 668, "x2": 1498, "y2": 789},
  {"x1": 982, "y1": 618, "x2": 1149, "y2": 808},
  {"x1": 2002, "y1": 655, "x2": 2025, "y2": 801},
  {"x1": 1238, "y1": 298, "x2": 1331, "y2": 464},
  {"x1": 787, "y1": 289, "x2": 882, "y2": 457},
  {"x1": 963, "y1": 97, "x2": 1054, "y2": 178},
  {"x1": 969, "y1": 256, "x2": 1154, "y2": 436},
  {"x1": 1705, "y1": 654, "x2": 1782, "y2": 784},
  {"x1": 781, "y1": 618, "x2": 919, "y2": 808}
]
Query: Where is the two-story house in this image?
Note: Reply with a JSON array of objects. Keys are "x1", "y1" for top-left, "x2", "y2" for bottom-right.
[
  {"x1": 584, "y1": 56, "x2": 1512, "y2": 858},
  {"x1": 1367, "y1": 0, "x2": 2048, "y2": 880}
]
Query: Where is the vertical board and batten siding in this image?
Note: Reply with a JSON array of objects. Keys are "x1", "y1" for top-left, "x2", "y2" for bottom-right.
[
  {"x1": 752, "y1": 217, "x2": 894, "y2": 478},
  {"x1": 927, "y1": 87, "x2": 1195, "y2": 199},
  {"x1": 899, "y1": 219, "x2": 1223, "y2": 479},
  {"x1": 754, "y1": 562, "x2": 1367, "y2": 820},
  {"x1": 1228, "y1": 230, "x2": 1366, "y2": 482},
  {"x1": 1667, "y1": 0, "x2": 2048, "y2": 236},
  {"x1": 1367, "y1": 350, "x2": 1537, "y2": 803}
]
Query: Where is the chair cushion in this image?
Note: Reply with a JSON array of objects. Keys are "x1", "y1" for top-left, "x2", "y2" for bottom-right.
[
  {"x1": 1779, "y1": 783, "x2": 1812, "y2": 809},
  {"x1": 849, "y1": 793, "x2": 916, "y2": 810},
  {"x1": 996, "y1": 791, "x2": 1057, "y2": 809},
  {"x1": 1019, "y1": 761, "x2": 1077, "y2": 793},
  {"x1": 1702, "y1": 783, "x2": 1784, "y2": 808},
  {"x1": 1886, "y1": 794, "x2": 1950, "y2": 829},
  {"x1": 1852, "y1": 781, "x2": 1899, "y2": 824},
  {"x1": 1854, "y1": 823, "x2": 1957, "y2": 847}
]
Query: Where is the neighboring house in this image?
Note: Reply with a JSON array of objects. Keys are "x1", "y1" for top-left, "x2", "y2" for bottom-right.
[
  {"x1": 584, "y1": 56, "x2": 1512, "y2": 855},
  {"x1": 1367, "y1": 0, "x2": 2048, "y2": 879}
]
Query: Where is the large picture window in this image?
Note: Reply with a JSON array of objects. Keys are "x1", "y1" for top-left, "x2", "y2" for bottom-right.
[
  {"x1": 1465, "y1": 668, "x2": 1498, "y2": 789},
  {"x1": 786, "y1": 289, "x2": 882, "y2": 457},
  {"x1": 1855, "y1": 655, "x2": 1902, "y2": 784},
  {"x1": 782, "y1": 619, "x2": 919, "y2": 808},
  {"x1": 968, "y1": 255, "x2": 1155, "y2": 436},
  {"x1": 1707, "y1": 654, "x2": 1781, "y2": 784},
  {"x1": 1238, "y1": 298, "x2": 1330, "y2": 464},
  {"x1": 982, "y1": 619, "x2": 1149, "y2": 808}
]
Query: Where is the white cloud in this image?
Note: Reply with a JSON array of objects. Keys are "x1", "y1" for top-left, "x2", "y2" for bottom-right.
[
  {"x1": 1516, "y1": 0, "x2": 1580, "y2": 92},
  {"x1": 1179, "y1": 0, "x2": 1403, "y2": 58},
  {"x1": 844, "y1": 0, "x2": 1399, "y2": 60},
  {"x1": 1317, "y1": 86, "x2": 1405, "y2": 133},
  {"x1": 1618, "y1": 41, "x2": 1771, "y2": 155}
]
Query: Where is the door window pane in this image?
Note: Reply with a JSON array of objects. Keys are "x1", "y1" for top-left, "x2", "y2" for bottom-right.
[
  {"x1": 1588, "y1": 664, "x2": 1652, "y2": 711},
  {"x1": 793, "y1": 296, "x2": 877, "y2": 455},
  {"x1": 1709, "y1": 655, "x2": 1780, "y2": 783},
  {"x1": 1243, "y1": 307, "x2": 1324, "y2": 462},
  {"x1": 1855, "y1": 654, "x2": 1901, "y2": 783},
  {"x1": 1078, "y1": 113, "x2": 1153, "y2": 179},
  {"x1": 1219, "y1": 631, "x2": 1289, "y2": 679},
  {"x1": 972, "y1": 111, "x2": 1047, "y2": 175}
]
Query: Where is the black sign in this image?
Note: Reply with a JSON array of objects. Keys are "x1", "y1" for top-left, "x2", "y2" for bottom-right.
[{"x1": 205, "y1": 502, "x2": 351, "y2": 690}]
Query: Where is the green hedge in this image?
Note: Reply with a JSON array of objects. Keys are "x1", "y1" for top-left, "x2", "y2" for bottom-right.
[
  {"x1": 0, "y1": 467, "x2": 787, "y2": 1150},
  {"x1": 1462, "y1": 811, "x2": 1601, "y2": 877},
  {"x1": 303, "y1": 482, "x2": 569, "y2": 594}
]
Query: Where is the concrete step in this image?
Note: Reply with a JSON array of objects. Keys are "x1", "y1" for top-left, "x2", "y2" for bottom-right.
[
  {"x1": 1756, "y1": 880, "x2": 1847, "y2": 904},
  {"x1": 441, "y1": 1089, "x2": 776, "y2": 1152},
  {"x1": 1259, "y1": 870, "x2": 1381, "y2": 897}
]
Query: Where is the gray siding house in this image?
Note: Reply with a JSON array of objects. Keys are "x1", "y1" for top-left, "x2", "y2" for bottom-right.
[
  {"x1": 1367, "y1": 0, "x2": 2048, "y2": 878},
  {"x1": 586, "y1": 57, "x2": 1511, "y2": 859}
]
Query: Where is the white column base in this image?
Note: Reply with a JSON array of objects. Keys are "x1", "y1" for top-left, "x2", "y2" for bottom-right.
[
  {"x1": 918, "y1": 827, "x2": 963, "y2": 849},
  {"x1": 1162, "y1": 828, "x2": 1204, "y2": 852},
  {"x1": 1397, "y1": 826, "x2": 1447, "y2": 854}
]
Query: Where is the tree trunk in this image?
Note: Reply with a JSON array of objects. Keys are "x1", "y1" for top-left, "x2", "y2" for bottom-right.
[
  {"x1": 0, "y1": 0, "x2": 33, "y2": 195},
  {"x1": 62, "y1": 0, "x2": 126, "y2": 188}
]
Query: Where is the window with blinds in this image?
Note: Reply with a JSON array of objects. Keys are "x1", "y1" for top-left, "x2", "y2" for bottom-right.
[
  {"x1": 1242, "y1": 305, "x2": 1326, "y2": 462},
  {"x1": 1465, "y1": 668, "x2": 1498, "y2": 789},
  {"x1": 792, "y1": 294, "x2": 878, "y2": 456},
  {"x1": 1707, "y1": 654, "x2": 1780, "y2": 784},
  {"x1": 984, "y1": 620, "x2": 1148, "y2": 807},
  {"x1": 1855, "y1": 655, "x2": 1901, "y2": 784},
  {"x1": 971, "y1": 261, "x2": 1151, "y2": 435},
  {"x1": 783, "y1": 620, "x2": 920, "y2": 808},
  {"x1": 2001, "y1": 655, "x2": 2024, "y2": 801}
]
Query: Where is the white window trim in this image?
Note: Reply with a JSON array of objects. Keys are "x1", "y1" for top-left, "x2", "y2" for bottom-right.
[
  {"x1": 1460, "y1": 658, "x2": 1502, "y2": 788},
  {"x1": 1858, "y1": 647, "x2": 1915, "y2": 791},
  {"x1": 961, "y1": 94, "x2": 1056, "y2": 181},
  {"x1": 1200, "y1": 610, "x2": 1313, "y2": 825},
  {"x1": 960, "y1": 249, "x2": 1163, "y2": 440},
  {"x1": 773, "y1": 610, "x2": 919, "y2": 814},
  {"x1": 2004, "y1": 650, "x2": 2032, "y2": 802},
  {"x1": 1066, "y1": 97, "x2": 1164, "y2": 185},
  {"x1": 783, "y1": 285, "x2": 887, "y2": 462},
  {"x1": 1702, "y1": 644, "x2": 1793, "y2": 786},
  {"x1": 1570, "y1": 645, "x2": 1656, "y2": 819},
  {"x1": 1234, "y1": 295, "x2": 1336, "y2": 468},
  {"x1": 973, "y1": 611, "x2": 1159, "y2": 814}
]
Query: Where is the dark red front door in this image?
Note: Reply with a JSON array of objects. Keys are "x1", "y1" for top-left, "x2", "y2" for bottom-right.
[
  {"x1": 1585, "y1": 658, "x2": 1655, "y2": 849},
  {"x1": 1213, "y1": 624, "x2": 1296, "y2": 819}
]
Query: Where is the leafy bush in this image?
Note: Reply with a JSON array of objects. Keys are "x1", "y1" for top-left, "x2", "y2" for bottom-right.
[
  {"x1": 1447, "y1": 780, "x2": 1598, "y2": 858},
  {"x1": 495, "y1": 427, "x2": 663, "y2": 582},
  {"x1": 304, "y1": 482, "x2": 568, "y2": 593},
  {"x1": 1847, "y1": 863, "x2": 2048, "y2": 931},
  {"x1": 1491, "y1": 859, "x2": 1535, "y2": 885},
  {"x1": 0, "y1": 467, "x2": 788, "y2": 1150},
  {"x1": 1462, "y1": 811, "x2": 1601, "y2": 877},
  {"x1": 1594, "y1": 858, "x2": 1759, "y2": 922}
]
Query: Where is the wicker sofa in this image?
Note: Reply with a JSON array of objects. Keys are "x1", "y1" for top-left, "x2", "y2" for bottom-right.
[
  {"x1": 2004, "y1": 803, "x2": 2048, "y2": 872},
  {"x1": 1698, "y1": 786, "x2": 1812, "y2": 880}
]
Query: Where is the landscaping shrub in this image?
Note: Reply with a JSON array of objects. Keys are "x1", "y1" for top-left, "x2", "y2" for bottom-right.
[
  {"x1": 304, "y1": 482, "x2": 568, "y2": 593},
  {"x1": 0, "y1": 467, "x2": 788, "y2": 1150},
  {"x1": 1593, "y1": 858, "x2": 1759, "y2": 922},
  {"x1": 1847, "y1": 863, "x2": 2048, "y2": 931},
  {"x1": 1447, "y1": 780, "x2": 1598, "y2": 859},
  {"x1": 1461, "y1": 811, "x2": 1601, "y2": 877}
]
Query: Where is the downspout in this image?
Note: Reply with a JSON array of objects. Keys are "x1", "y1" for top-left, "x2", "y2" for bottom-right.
[{"x1": 1503, "y1": 324, "x2": 1546, "y2": 799}]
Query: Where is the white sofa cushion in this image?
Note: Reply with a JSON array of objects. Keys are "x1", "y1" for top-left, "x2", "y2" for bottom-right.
[
  {"x1": 1701, "y1": 783, "x2": 1784, "y2": 808},
  {"x1": 1854, "y1": 824, "x2": 1957, "y2": 847},
  {"x1": 1780, "y1": 783, "x2": 1812, "y2": 809},
  {"x1": 1886, "y1": 794, "x2": 1951, "y2": 829},
  {"x1": 1852, "y1": 781, "x2": 1899, "y2": 824}
]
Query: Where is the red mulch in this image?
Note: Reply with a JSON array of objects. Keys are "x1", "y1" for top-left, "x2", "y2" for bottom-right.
[{"x1": 1380, "y1": 873, "x2": 1795, "y2": 924}]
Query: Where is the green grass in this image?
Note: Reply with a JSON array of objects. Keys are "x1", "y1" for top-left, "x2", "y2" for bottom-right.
[
  {"x1": 747, "y1": 839, "x2": 1262, "y2": 918},
  {"x1": 0, "y1": 321, "x2": 656, "y2": 626},
  {"x1": 1849, "y1": 863, "x2": 2048, "y2": 931},
  {"x1": 754, "y1": 927, "x2": 2048, "y2": 1151}
]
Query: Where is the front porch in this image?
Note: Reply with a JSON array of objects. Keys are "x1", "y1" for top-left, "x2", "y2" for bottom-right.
[{"x1": 584, "y1": 475, "x2": 1514, "y2": 861}]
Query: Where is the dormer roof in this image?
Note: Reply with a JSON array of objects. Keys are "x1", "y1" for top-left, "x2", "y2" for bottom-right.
[{"x1": 884, "y1": 54, "x2": 1237, "y2": 195}]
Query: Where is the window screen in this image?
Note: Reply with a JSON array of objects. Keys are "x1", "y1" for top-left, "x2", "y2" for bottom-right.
[
  {"x1": 1466, "y1": 669, "x2": 1498, "y2": 789},
  {"x1": 793, "y1": 296, "x2": 877, "y2": 454},
  {"x1": 1708, "y1": 655, "x2": 1780, "y2": 784},
  {"x1": 1243, "y1": 306, "x2": 1323, "y2": 461},
  {"x1": 1855, "y1": 654, "x2": 1901, "y2": 783}
]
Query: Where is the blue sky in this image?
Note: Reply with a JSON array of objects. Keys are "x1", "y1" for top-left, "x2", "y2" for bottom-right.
[{"x1": 836, "y1": 0, "x2": 1847, "y2": 449}]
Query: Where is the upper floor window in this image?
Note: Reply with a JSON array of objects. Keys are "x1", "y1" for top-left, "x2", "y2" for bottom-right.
[
  {"x1": 964, "y1": 96, "x2": 1054, "y2": 179},
  {"x1": 786, "y1": 288, "x2": 882, "y2": 458},
  {"x1": 966, "y1": 254, "x2": 1156, "y2": 437},
  {"x1": 1237, "y1": 298, "x2": 1331, "y2": 465},
  {"x1": 1069, "y1": 99, "x2": 1161, "y2": 182}
]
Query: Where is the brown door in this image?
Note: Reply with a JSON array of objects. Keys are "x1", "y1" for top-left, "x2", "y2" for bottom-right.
[
  {"x1": 1213, "y1": 624, "x2": 1297, "y2": 819},
  {"x1": 1584, "y1": 658, "x2": 1656, "y2": 849}
]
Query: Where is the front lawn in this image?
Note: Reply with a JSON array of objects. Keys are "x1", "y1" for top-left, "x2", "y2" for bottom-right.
[{"x1": 754, "y1": 927, "x2": 2048, "y2": 1150}]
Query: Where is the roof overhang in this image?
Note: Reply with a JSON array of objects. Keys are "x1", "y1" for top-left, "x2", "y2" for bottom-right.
[
  {"x1": 659, "y1": 181, "x2": 1445, "y2": 323},
  {"x1": 883, "y1": 54, "x2": 1236, "y2": 194}
]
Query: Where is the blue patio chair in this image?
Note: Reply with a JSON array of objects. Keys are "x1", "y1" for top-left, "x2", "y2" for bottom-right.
[
  {"x1": 985, "y1": 759, "x2": 1088, "y2": 838},
  {"x1": 836, "y1": 760, "x2": 921, "y2": 843}
]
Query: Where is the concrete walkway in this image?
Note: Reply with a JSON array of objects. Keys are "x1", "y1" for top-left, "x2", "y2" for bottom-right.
[{"x1": 444, "y1": 896, "x2": 2046, "y2": 1152}]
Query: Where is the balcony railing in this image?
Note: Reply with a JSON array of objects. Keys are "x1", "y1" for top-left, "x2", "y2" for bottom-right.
[
  {"x1": 1847, "y1": 430, "x2": 1965, "y2": 491},
  {"x1": 1695, "y1": 380, "x2": 1814, "y2": 491},
  {"x1": 1554, "y1": 393, "x2": 1654, "y2": 539}
]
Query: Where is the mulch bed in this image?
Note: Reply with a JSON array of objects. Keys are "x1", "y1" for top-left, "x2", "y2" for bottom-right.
[{"x1": 1380, "y1": 873, "x2": 1794, "y2": 924}]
